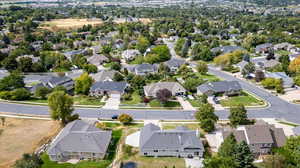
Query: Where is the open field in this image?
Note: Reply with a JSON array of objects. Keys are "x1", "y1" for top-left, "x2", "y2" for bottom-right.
[
  {"x1": 40, "y1": 18, "x2": 103, "y2": 31},
  {"x1": 0, "y1": 118, "x2": 61, "y2": 168}
]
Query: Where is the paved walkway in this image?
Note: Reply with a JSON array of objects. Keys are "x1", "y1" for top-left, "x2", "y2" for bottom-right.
[
  {"x1": 177, "y1": 97, "x2": 196, "y2": 110},
  {"x1": 185, "y1": 158, "x2": 203, "y2": 168}
]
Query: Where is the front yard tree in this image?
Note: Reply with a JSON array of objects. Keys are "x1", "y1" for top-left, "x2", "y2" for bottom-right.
[
  {"x1": 197, "y1": 61, "x2": 208, "y2": 74},
  {"x1": 75, "y1": 72, "x2": 93, "y2": 95},
  {"x1": 156, "y1": 89, "x2": 172, "y2": 104},
  {"x1": 242, "y1": 62, "x2": 255, "y2": 77},
  {"x1": 229, "y1": 104, "x2": 250, "y2": 127},
  {"x1": 137, "y1": 36, "x2": 150, "y2": 53},
  {"x1": 195, "y1": 103, "x2": 218, "y2": 132},
  {"x1": 218, "y1": 133, "x2": 237, "y2": 157},
  {"x1": 234, "y1": 141, "x2": 254, "y2": 168},
  {"x1": 118, "y1": 113, "x2": 133, "y2": 125},
  {"x1": 48, "y1": 91, "x2": 77, "y2": 125},
  {"x1": 14, "y1": 153, "x2": 43, "y2": 168},
  {"x1": 255, "y1": 70, "x2": 265, "y2": 82},
  {"x1": 35, "y1": 86, "x2": 51, "y2": 99},
  {"x1": 0, "y1": 72, "x2": 25, "y2": 91}
]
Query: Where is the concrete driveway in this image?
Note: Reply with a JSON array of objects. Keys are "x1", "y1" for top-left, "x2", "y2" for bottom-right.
[
  {"x1": 177, "y1": 97, "x2": 196, "y2": 110},
  {"x1": 102, "y1": 94, "x2": 120, "y2": 110},
  {"x1": 185, "y1": 158, "x2": 203, "y2": 168},
  {"x1": 125, "y1": 131, "x2": 140, "y2": 147}
]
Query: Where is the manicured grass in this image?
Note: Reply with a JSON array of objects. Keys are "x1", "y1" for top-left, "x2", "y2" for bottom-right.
[
  {"x1": 27, "y1": 98, "x2": 48, "y2": 104},
  {"x1": 73, "y1": 95, "x2": 104, "y2": 106},
  {"x1": 197, "y1": 73, "x2": 220, "y2": 82},
  {"x1": 220, "y1": 92, "x2": 264, "y2": 107},
  {"x1": 278, "y1": 121, "x2": 299, "y2": 127},
  {"x1": 123, "y1": 155, "x2": 185, "y2": 168},
  {"x1": 103, "y1": 62, "x2": 114, "y2": 68},
  {"x1": 149, "y1": 100, "x2": 181, "y2": 108},
  {"x1": 121, "y1": 92, "x2": 142, "y2": 105},
  {"x1": 129, "y1": 56, "x2": 144, "y2": 64},
  {"x1": 188, "y1": 99, "x2": 202, "y2": 107}
]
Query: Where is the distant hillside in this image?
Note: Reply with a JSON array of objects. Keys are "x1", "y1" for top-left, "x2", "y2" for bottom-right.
[{"x1": 228, "y1": 0, "x2": 300, "y2": 6}]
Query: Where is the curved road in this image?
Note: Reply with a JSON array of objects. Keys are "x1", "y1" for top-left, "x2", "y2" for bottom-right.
[{"x1": 1, "y1": 67, "x2": 300, "y2": 123}]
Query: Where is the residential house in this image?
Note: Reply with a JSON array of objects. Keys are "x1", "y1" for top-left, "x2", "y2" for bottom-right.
[
  {"x1": 63, "y1": 50, "x2": 86, "y2": 61},
  {"x1": 134, "y1": 63, "x2": 158, "y2": 76},
  {"x1": 292, "y1": 126, "x2": 300, "y2": 136},
  {"x1": 113, "y1": 39, "x2": 125, "y2": 50},
  {"x1": 255, "y1": 43, "x2": 273, "y2": 55},
  {"x1": 87, "y1": 54, "x2": 109, "y2": 67},
  {"x1": 219, "y1": 121, "x2": 286, "y2": 156},
  {"x1": 139, "y1": 123, "x2": 204, "y2": 158},
  {"x1": 164, "y1": 58, "x2": 186, "y2": 73},
  {"x1": 16, "y1": 55, "x2": 40, "y2": 63},
  {"x1": 144, "y1": 82, "x2": 186, "y2": 97},
  {"x1": 90, "y1": 81, "x2": 128, "y2": 97},
  {"x1": 274, "y1": 42, "x2": 299, "y2": 53},
  {"x1": 90, "y1": 70, "x2": 116, "y2": 82},
  {"x1": 211, "y1": 46, "x2": 244, "y2": 56},
  {"x1": 47, "y1": 120, "x2": 112, "y2": 162},
  {"x1": 264, "y1": 72, "x2": 294, "y2": 88},
  {"x1": 197, "y1": 81, "x2": 242, "y2": 96},
  {"x1": 254, "y1": 59, "x2": 280, "y2": 69},
  {"x1": 31, "y1": 41, "x2": 43, "y2": 51},
  {"x1": 40, "y1": 76, "x2": 74, "y2": 92},
  {"x1": 122, "y1": 49, "x2": 141, "y2": 61}
]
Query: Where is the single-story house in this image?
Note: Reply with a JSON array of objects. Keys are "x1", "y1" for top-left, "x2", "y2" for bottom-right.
[
  {"x1": 144, "y1": 82, "x2": 186, "y2": 97},
  {"x1": 87, "y1": 54, "x2": 109, "y2": 67},
  {"x1": 16, "y1": 55, "x2": 40, "y2": 63},
  {"x1": 47, "y1": 120, "x2": 112, "y2": 162},
  {"x1": 197, "y1": 81, "x2": 242, "y2": 96},
  {"x1": 40, "y1": 76, "x2": 74, "y2": 92},
  {"x1": 219, "y1": 121, "x2": 286, "y2": 156},
  {"x1": 254, "y1": 59, "x2": 280, "y2": 69},
  {"x1": 164, "y1": 58, "x2": 186, "y2": 72},
  {"x1": 134, "y1": 63, "x2": 158, "y2": 76},
  {"x1": 255, "y1": 43, "x2": 273, "y2": 55},
  {"x1": 90, "y1": 70, "x2": 116, "y2": 82},
  {"x1": 211, "y1": 46, "x2": 244, "y2": 55},
  {"x1": 122, "y1": 49, "x2": 141, "y2": 61},
  {"x1": 264, "y1": 72, "x2": 294, "y2": 88},
  {"x1": 90, "y1": 81, "x2": 128, "y2": 97},
  {"x1": 139, "y1": 123, "x2": 204, "y2": 158},
  {"x1": 274, "y1": 42, "x2": 298, "y2": 53}
]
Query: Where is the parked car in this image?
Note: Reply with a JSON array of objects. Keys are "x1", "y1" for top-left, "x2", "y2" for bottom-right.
[{"x1": 112, "y1": 115, "x2": 119, "y2": 120}]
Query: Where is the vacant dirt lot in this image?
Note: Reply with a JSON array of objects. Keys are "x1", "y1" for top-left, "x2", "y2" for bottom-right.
[
  {"x1": 40, "y1": 18, "x2": 103, "y2": 31},
  {"x1": 0, "y1": 118, "x2": 60, "y2": 168}
]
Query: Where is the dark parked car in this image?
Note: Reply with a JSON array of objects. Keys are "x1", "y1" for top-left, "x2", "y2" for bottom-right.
[{"x1": 112, "y1": 115, "x2": 119, "y2": 120}]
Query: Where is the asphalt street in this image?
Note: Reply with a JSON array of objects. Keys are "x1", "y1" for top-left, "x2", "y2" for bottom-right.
[{"x1": 1, "y1": 67, "x2": 300, "y2": 123}]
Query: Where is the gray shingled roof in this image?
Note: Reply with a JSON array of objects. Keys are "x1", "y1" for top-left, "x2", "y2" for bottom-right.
[
  {"x1": 197, "y1": 81, "x2": 242, "y2": 94},
  {"x1": 140, "y1": 123, "x2": 203, "y2": 150},
  {"x1": 135, "y1": 64, "x2": 157, "y2": 73},
  {"x1": 293, "y1": 126, "x2": 300, "y2": 136},
  {"x1": 90, "y1": 81, "x2": 127, "y2": 93},
  {"x1": 41, "y1": 76, "x2": 74, "y2": 90},
  {"x1": 164, "y1": 58, "x2": 185, "y2": 68},
  {"x1": 91, "y1": 70, "x2": 116, "y2": 82},
  {"x1": 245, "y1": 125, "x2": 274, "y2": 144},
  {"x1": 211, "y1": 46, "x2": 244, "y2": 54},
  {"x1": 48, "y1": 120, "x2": 111, "y2": 155}
]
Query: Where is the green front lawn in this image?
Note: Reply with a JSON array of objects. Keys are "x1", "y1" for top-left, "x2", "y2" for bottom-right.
[
  {"x1": 149, "y1": 100, "x2": 181, "y2": 108},
  {"x1": 103, "y1": 62, "x2": 114, "y2": 68},
  {"x1": 73, "y1": 95, "x2": 105, "y2": 106},
  {"x1": 220, "y1": 92, "x2": 264, "y2": 107},
  {"x1": 196, "y1": 73, "x2": 221, "y2": 82},
  {"x1": 188, "y1": 99, "x2": 202, "y2": 107},
  {"x1": 121, "y1": 92, "x2": 142, "y2": 105}
]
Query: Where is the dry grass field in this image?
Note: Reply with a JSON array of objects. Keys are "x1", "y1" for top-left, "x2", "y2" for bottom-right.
[
  {"x1": 0, "y1": 118, "x2": 61, "y2": 168},
  {"x1": 40, "y1": 18, "x2": 103, "y2": 31}
]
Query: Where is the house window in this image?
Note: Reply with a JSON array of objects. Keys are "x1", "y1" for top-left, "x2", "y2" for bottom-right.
[
  {"x1": 194, "y1": 152, "x2": 199, "y2": 156},
  {"x1": 144, "y1": 153, "x2": 148, "y2": 156},
  {"x1": 154, "y1": 150, "x2": 158, "y2": 152}
]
